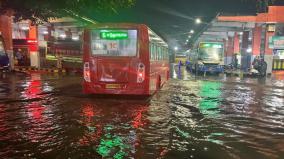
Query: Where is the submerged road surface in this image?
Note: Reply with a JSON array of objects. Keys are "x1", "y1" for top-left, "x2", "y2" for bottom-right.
[{"x1": 0, "y1": 68, "x2": 284, "y2": 159}]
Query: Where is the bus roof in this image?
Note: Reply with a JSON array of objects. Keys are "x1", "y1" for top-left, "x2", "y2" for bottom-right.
[{"x1": 148, "y1": 28, "x2": 168, "y2": 48}]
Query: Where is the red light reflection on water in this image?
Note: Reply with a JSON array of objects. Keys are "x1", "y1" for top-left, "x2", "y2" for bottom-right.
[
  {"x1": 27, "y1": 102, "x2": 45, "y2": 121},
  {"x1": 24, "y1": 74, "x2": 45, "y2": 121},
  {"x1": 22, "y1": 74, "x2": 54, "y2": 144},
  {"x1": 78, "y1": 101, "x2": 150, "y2": 149},
  {"x1": 82, "y1": 104, "x2": 95, "y2": 121},
  {"x1": 132, "y1": 106, "x2": 148, "y2": 129},
  {"x1": 23, "y1": 74, "x2": 42, "y2": 99},
  {"x1": 79, "y1": 103, "x2": 102, "y2": 146}
]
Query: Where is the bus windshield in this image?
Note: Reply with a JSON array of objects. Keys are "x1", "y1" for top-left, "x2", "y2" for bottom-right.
[
  {"x1": 198, "y1": 43, "x2": 223, "y2": 61},
  {"x1": 199, "y1": 48, "x2": 223, "y2": 61},
  {"x1": 0, "y1": 41, "x2": 5, "y2": 55},
  {"x1": 91, "y1": 29, "x2": 137, "y2": 56}
]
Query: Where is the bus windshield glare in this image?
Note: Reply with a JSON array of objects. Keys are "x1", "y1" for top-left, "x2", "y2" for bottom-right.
[
  {"x1": 91, "y1": 29, "x2": 137, "y2": 56},
  {"x1": 198, "y1": 43, "x2": 223, "y2": 61},
  {"x1": 199, "y1": 48, "x2": 223, "y2": 61}
]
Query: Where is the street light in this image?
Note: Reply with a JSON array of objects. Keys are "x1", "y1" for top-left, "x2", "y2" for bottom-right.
[
  {"x1": 59, "y1": 34, "x2": 66, "y2": 39},
  {"x1": 174, "y1": 46, "x2": 178, "y2": 51},
  {"x1": 190, "y1": 30, "x2": 194, "y2": 34},
  {"x1": 188, "y1": 35, "x2": 192, "y2": 38},
  {"x1": 246, "y1": 48, "x2": 252, "y2": 53},
  {"x1": 20, "y1": 26, "x2": 30, "y2": 31},
  {"x1": 195, "y1": 18, "x2": 202, "y2": 24},
  {"x1": 42, "y1": 31, "x2": 49, "y2": 35}
]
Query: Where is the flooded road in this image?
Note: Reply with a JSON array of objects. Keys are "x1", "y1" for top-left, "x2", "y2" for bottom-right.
[{"x1": 0, "y1": 68, "x2": 284, "y2": 159}]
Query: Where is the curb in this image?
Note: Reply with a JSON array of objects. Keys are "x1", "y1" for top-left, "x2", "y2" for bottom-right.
[{"x1": 225, "y1": 71, "x2": 270, "y2": 78}]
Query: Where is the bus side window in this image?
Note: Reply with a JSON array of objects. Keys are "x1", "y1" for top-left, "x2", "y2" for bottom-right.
[
  {"x1": 157, "y1": 45, "x2": 159, "y2": 61},
  {"x1": 158, "y1": 46, "x2": 162, "y2": 60},
  {"x1": 154, "y1": 45, "x2": 158, "y2": 61},
  {"x1": 152, "y1": 43, "x2": 155, "y2": 60},
  {"x1": 160, "y1": 47, "x2": 163, "y2": 60},
  {"x1": 149, "y1": 43, "x2": 151, "y2": 60},
  {"x1": 166, "y1": 48, "x2": 168, "y2": 60},
  {"x1": 161, "y1": 47, "x2": 163, "y2": 60},
  {"x1": 152, "y1": 44, "x2": 155, "y2": 61},
  {"x1": 164, "y1": 48, "x2": 166, "y2": 60},
  {"x1": 150, "y1": 43, "x2": 153, "y2": 60},
  {"x1": 166, "y1": 48, "x2": 169, "y2": 60},
  {"x1": 161, "y1": 47, "x2": 164, "y2": 60}
]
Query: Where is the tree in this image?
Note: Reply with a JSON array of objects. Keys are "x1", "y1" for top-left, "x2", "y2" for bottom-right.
[
  {"x1": 0, "y1": 0, "x2": 135, "y2": 23},
  {"x1": 243, "y1": 0, "x2": 276, "y2": 12}
]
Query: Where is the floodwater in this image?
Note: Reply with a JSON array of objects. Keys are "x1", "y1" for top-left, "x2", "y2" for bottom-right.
[{"x1": 0, "y1": 67, "x2": 284, "y2": 159}]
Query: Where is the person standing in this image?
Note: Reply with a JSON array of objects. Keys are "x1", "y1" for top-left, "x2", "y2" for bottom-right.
[{"x1": 15, "y1": 49, "x2": 23, "y2": 66}]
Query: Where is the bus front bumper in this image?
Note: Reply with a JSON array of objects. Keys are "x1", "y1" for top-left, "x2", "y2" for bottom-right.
[{"x1": 198, "y1": 65, "x2": 224, "y2": 73}]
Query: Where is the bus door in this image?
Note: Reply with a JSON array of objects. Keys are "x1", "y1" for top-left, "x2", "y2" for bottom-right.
[{"x1": 89, "y1": 29, "x2": 139, "y2": 84}]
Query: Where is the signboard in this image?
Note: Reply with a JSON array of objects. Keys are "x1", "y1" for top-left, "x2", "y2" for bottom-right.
[
  {"x1": 278, "y1": 50, "x2": 284, "y2": 59},
  {"x1": 199, "y1": 42, "x2": 223, "y2": 49},
  {"x1": 267, "y1": 24, "x2": 276, "y2": 32},
  {"x1": 269, "y1": 36, "x2": 284, "y2": 49},
  {"x1": 13, "y1": 39, "x2": 38, "y2": 52},
  {"x1": 107, "y1": 42, "x2": 118, "y2": 51},
  {"x1": 100, "y1": 31, "x2": 128, "y2": 40}
]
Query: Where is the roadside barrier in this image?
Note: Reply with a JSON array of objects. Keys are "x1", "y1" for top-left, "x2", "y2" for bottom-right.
[{"x1": 13, "y1": 67, "x2": 67, "y2": 74}]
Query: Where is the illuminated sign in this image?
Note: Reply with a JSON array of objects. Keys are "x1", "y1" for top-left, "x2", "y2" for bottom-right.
[
  {"x1": 267, "y1": 24, "x2": 276, "y2": 32},
  {"x1": 27, "y1": 39, "x2": 38, "y2": 44},
  {"x1": 269, "y1": 36, "x2": 284, "y2": 49},
  {"x1": 199, "y1": 43, "x2": 223, "y2": 49},
  {"x1": 100, "y1": 31, "x2": 128, "y2": 40}
]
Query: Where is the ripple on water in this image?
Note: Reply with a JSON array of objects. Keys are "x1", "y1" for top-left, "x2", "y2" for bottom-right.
[{"x1": 1, "y1": 72, "x2": 284, "y2": 159}]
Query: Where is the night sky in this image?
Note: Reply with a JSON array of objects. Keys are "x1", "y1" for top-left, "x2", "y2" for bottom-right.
[{"x1": 93, "y1": 0, "x2": 284, "y2": 49}]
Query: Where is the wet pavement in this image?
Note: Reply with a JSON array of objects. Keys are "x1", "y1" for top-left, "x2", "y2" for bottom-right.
[{"x1": 0, "y1": 67, "x2": 284, "y2": 159}]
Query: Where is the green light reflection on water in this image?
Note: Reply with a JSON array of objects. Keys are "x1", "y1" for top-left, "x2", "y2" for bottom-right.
[
  {"x1": 199, "y1": 81, "x2": 222, "y2": 118},
  {"x1": 96, "y1": 125, "x2": 130, "y2": 159},
  {"x1": 198, "y1": 81, "x2": 226, "y2": 145}
]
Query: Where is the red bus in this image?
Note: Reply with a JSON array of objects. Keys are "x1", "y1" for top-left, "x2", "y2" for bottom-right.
[{"x1": 82, "y1": 23, "x2": 169, "y2": 95}]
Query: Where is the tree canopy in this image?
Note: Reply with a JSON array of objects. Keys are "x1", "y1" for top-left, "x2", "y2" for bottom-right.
[
  {"x1": 0, "y1": 0, "x2": 135, "y2": 23},
  {"x1": 243, "y1": 0, "x2": 276, "y2": 12},
  {"x1": 256, "y1": 0, "x2": 275, "y2": 12}
]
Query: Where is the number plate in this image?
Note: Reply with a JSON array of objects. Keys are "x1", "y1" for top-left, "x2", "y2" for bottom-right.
[{"x1": 105, "y1": 84, "x2": 121, "y2": 89}]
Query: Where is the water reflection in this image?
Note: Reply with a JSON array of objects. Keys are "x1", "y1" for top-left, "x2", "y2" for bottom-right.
[
  {"x1": 1, "y1": 71, "x2": 284, "y2": 159},
  {"x1": 198, "y1": 81, "x2": 222, "y2": 118},
  {"x1": 79, "y1": 100, "x2": 149, "y2": 158}
]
